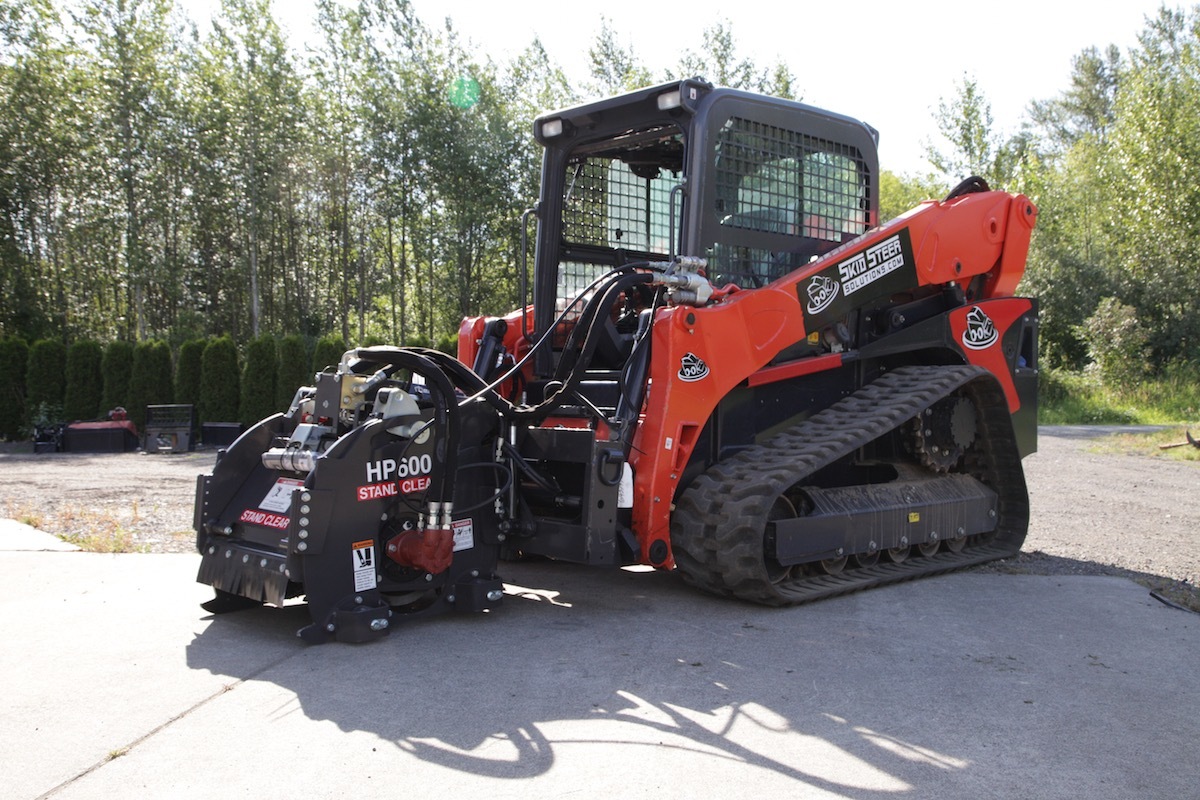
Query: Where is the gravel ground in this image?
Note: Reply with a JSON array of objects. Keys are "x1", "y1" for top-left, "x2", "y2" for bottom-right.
[
  {"x1": 984, "y1": 427, "x2": 1200, "y2": 593},
  {"x1": 1, "y1": 427, "x2": 1197, "y2": 602}
]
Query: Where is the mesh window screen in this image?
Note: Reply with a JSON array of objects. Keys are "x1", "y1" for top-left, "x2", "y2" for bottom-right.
[
  {"x1": 562, "y1": 156, "x2": 678, "y2": 252},
  {"x1": 710, "y1": 117, "x2": 869, "y2": 286},
  {"x1": 557, "y1": 129, "x2": 683, "y2": 306}
]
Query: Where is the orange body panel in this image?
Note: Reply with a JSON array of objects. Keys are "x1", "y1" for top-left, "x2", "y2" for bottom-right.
[{"x1": 948, "y1": 297, "x2": 1035, "y2": 410}]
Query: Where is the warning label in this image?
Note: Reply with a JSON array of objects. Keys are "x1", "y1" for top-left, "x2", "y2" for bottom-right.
[
  {"x1": 352, "y1": 539, "x2": 377, "y2": 592},
  {"x1": 259, "y1": 478, "x2": 304, "y2": 513},
  {"x1": 451, "y1": 519, "x2": 474, "y2": 552}
]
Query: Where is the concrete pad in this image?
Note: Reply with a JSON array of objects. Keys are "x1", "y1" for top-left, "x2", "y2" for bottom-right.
[
  {"x1": 0, "y1": 518, "x2": 80, "y2": 551},
  {"x1": 0, "y1": 552, "x2": 300, "y2": 799},
  {"x1": 5, "y1": 554, "x2": 1197, "y2": 799}
]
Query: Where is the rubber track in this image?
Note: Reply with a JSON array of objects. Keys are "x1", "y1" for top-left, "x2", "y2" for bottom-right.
[{"x1": 669, "y1": 365, "x2": 1029, "y2": 606}]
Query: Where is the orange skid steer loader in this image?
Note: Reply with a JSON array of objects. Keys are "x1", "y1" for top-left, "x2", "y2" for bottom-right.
[{"x1": 193, "y1": 79, "x2": 1037, "y2": 643}]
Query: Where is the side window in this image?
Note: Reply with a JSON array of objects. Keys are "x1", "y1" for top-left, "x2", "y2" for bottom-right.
[
  {"x1": 557, "y1": 128, "x2": 684, "y2": 308},
  {"x1": 711, "y1": 117, "x2": 868, "y2": 286}
]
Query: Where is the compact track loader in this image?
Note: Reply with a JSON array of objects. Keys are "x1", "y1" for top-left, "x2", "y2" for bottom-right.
[{"x1": 194, "y1": 79, "x2": 1038, "y2": 643}]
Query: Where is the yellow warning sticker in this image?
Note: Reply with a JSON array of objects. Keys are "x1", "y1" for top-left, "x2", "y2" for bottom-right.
[{"x1": 908, "y1": 512, "x2": 920, "y2": 523}]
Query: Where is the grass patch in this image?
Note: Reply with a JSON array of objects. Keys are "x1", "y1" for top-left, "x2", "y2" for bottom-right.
[
  {"x1": 3, "y1": 500, "x2": 146, "y2": 553},
  {"x1": 1088, "y1": 427, "x2": 1200, "y2": 462},
  {"x1": 1039, "y1": 366, "x2": 1200, "y2": 425}
]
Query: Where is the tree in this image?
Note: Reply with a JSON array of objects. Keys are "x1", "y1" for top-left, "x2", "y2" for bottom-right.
[
  {"x1": 926, "y1": 75, "x2": 1032, "y2": 191},
  {"x1": 0, "y1": 0, "x2": 78, "y2": 342},
  {"x1": 1103, "y1": 7, "x2": 1200, "y2": 364},
  {"x1": 311, "y1": 333, "x2": 345, "y2": 374},
  {"x1": 675, "y1": 20, "x2": 796, "y2": 99},
  {"x1": 1030, "y1": 45, "x2": 1122, "y2": 150},
  {"x1": 879, "y1": 171, "x2": 943, "y2": 223},
  {"x1": 927, "y1": 75, "x2": 997, "y2": 183},
  {"x1": 191, "y1": 0, "x2": 308, "y2": 339},
  {"x1": 127, "y1": 338, "x2": 172, "y2": 427},
  {"x1": 75, "y1": 0, "x2": 185, "y2": 341},
  {"x1": 586, "y1": 18, "x2": 653, "y2": 95}
]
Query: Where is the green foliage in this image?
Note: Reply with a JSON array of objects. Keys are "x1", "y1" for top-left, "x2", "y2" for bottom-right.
[
  {"x1": 1039, "y1": 364, "x2": 1200, "y2": 425},
  {"x1": 1029, "y1": 45, "x2": 1122, "y2": 149},
  {"x1": 25, "y1": 338, "x2": 66, "y2": 412},
  {"x1": 239, "y1": 334, "x2": 278, "y2": 425},
  {"x1": 127, "y1": 340, "x2": 174, "y2": 428},
  {"x1": 1103, "y1": 7, "x2": 1200, "y2": 365},
  {"x1": 879, "y1": 171, "x2": 943, "y2": 223},
  {"x1": 673, "y1": 20, "x2": 797, "y2": 99},
  {"x1": 200, "y1": 336, "x2": 239, "y2": 423},
  {"x1": 0, "y1": 336, "x2": 29, "y2": 439},
  {"x1": 275, "y1": 334, "x2": 310, "y2": 409},
  {"x1": 311, "y1": 334, "x2": 345, "y2": 375},
  {"x1": 926, "y1": 75, "x2": 1032, "y2": 191},
  {"x1": 1078, "y1": 297, "x2": 1150, "y2": 386},
  {"x1": 586, "y1": 18, "x2": 653, "y2": 95},
  {"x1": 100, "y1": 340, "x2": 134, "y2": 415},
  {"x1": 174, "y1": 338, "x2": 205, "y2": 406},
  {"x1": 63, "y1": 339, "x2": 104, "y2": 421},
  {"x1": 927, "y1": 75, "x2": 997, "y2": 182},
  {"x1": 1021, "y1": 136, "x2": 1115, "y2": 369}
]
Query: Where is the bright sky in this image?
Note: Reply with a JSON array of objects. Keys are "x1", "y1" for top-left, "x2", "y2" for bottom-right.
[{"x1": 195, "y1": 0, "x2": 1173, "y2": 176}]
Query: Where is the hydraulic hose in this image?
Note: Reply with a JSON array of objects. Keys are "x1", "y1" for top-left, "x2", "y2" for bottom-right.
[
  {"x1": 351, "y1": 346, "x2": 461, "y2": 507},
  {"x1": 455, "y1": 263, "x2": 661, "y2": 420},
  {"x1": 537, "y1": 271, "x2": 654, "y2": 420}
]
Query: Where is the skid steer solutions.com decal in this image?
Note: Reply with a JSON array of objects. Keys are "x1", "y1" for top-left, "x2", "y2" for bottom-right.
[{"x1": 799, "y1": 228, "x2": 917, "y2": 331}]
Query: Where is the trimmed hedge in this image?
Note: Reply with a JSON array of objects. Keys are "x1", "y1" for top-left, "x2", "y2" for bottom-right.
[
  {"x1": 100, "y1": 340, "x2": 134, "y2": 415},
  {"x1": 200, "y1": 336, "x2": 240, "y2": 423},
  {"x1": 175, "y1": 339, "x2": 205, "y2": 407},
  {"x1": 311, "y1": 334, "x2": 345, "y2": 375},
  {"x1": 239, "y1": 334, "x2": 278, "y2": 425},
  {"x1": 128, "y1": 340, "x2": 174, "y2": 428},
  {"x1": 26, "y1": 339, "x2": 67, "y2": 415},
  {"x1": 0, "y1": 337, "x2": 29, "y2": 439},
  {"x1": 64, "y1": 339, "x2": 104, "y2": 421},
  {"x1": 276, "y1": 334, "x2": 311, "y2": 409}
]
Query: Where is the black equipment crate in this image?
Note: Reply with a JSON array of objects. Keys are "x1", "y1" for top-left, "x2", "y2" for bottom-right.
[
  {"x1": 201, "y1": 422, "x2": 244, "y2": 447},
  {"x1": 63, "y1": 423, "x2": 138, "y2": 453},
  {"x1": 145, "y1": 404, "x2": 197, "y2": 453}
]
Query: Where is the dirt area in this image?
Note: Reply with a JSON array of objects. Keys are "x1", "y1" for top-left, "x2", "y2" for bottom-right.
[
  {"x1": 1, "y1": 427, "x2": 1197, "y2": 606},
  {"x1": 0, "y1": 447, "x2": 212, "y2": 553}
]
